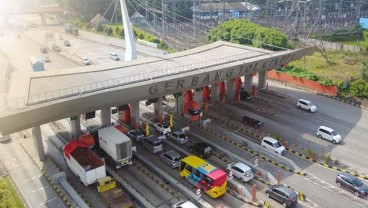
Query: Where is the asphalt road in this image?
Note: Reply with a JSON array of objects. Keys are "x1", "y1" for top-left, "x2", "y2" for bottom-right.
[{"x1": 0, "y1": 136, "x2": 66, "y2": 208}]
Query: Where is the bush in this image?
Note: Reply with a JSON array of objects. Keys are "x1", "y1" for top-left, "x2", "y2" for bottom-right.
[{"x1": 349, "y1": 79, "x2": 368, "y2": 98}]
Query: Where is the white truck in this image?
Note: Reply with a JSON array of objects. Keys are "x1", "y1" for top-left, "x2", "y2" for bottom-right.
[
  {"x1": 98, "y1": 126, "x2": 133, "y2": 169},
  {"x1": 64, "y1": 141, "x2": 106, "y2": 186}
]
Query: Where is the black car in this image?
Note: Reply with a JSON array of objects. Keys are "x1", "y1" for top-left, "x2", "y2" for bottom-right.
[
  {"x1": 266, "y1": 185, "x2": 297, "y2": 208},
  {"x1": 243, "y1": 115, "x2": 264, "y2": 129},
  {"x1": 189, "y1": 142, "x2": 212, "y2": 158},
  {"x1": 127, "y1": 129, "x2": 145, "y2": 143},
  {"x1": 336, "y1": 172, "x2": 368, "y2": 197}
]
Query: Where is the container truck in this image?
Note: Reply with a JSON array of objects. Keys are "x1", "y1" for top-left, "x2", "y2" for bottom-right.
[
  {"x1": 97, "y1": 176, "x2": 134, "y2": 208},
  {"x1": 64, "y1": 23, "x2": 79, "y2": 35},
  {"x1": 64, "y1": 141, "x2": 106, "y2": 186},
  {"x1": 29, "y1": 56, "x2": 45, "y2": 71},
  {"x1": 98, "y1": 126, "x2": 133, "y2": 169}
]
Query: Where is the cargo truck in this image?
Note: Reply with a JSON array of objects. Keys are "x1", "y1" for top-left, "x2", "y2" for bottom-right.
[
  {"x1": 64, "y1": 23, "x2": 79, "y2": 35},
  {"x1": 29, "y1": 56, "x2": 45, "y2": 71},
  {"x1": 64, "y1": 141, "x2": 106, "y2": 186},
  {"x1": 97, "y1": 176, "x2": 134, "y2": 208},
  {"x1": 98, "y1": 126, "x2": 133, "y2": 169}
]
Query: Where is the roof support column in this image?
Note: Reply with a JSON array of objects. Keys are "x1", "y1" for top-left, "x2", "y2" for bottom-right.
[
  {"x1": 176, "y1": 94, "x2": 184, "y2": 115},
  {"x1": 32, "y1": 126, "x2": 45, "y2": 161},
  {"x1": 130, "y1": 101, "x2": 141, "y2": 129},
  {"x1": 100, "y1": 108, "x2": 112, "y2": 127},
  {"x1": 70, "y1": 116, "x2": 81, "y2": 140},
  {"x1": 243, "y1": 74, "x2": 253, "y2": 93},
  {"x1": 193, "y1": 88, "x2": 203, "y2": 109},
  {"x1": 258, "y1": 71, "x2": 267, "y2": 90},
  {"x1": 226, "y1": 80, "x2": 235, "y2": 100},
  {"x1": 211, "y1": 84, "x2": 220, "y2": 102},
  {"x1": 154, "y1": 97, "x2": 164, "y2": 123}
]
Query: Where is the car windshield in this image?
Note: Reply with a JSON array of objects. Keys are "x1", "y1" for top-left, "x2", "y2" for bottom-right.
[
  {"x1": 153, "y1": 141, "x2": 162, "y2": 147},
  {"x1": 173, "y1": 155, "x2": 181, "y2": 162},
  {"x1": 163, "y1": 123, "x2": 169, "y2": 128},
  {"x1": 274, "y1": 142, "x2": 282, "y2": 148},
  {"x1": 331, "y1": 131, "x2": 338, "y2": 136},
  {"x1": 353, "y1": 179, "x2": 363, "y2": 187},
  {"x1": 178, "y1": 134, "x2": 186, "y2": 139},
  {"x1": 192, "y1": 110, "x2": 200, "y2": 115}
]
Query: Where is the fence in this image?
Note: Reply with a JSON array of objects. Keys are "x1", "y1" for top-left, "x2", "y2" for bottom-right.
[
  {"x1": 267, "y1": 70, "x2": 338, "y2": 96},
  {"x1": 300, "y1": 38, "x2": 366, "y2": 53},
  {"x1": 6, "y1": 50, "x2": 266, "y2": 108}
]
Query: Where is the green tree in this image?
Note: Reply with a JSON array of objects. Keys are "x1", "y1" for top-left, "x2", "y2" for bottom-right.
[
  {"x1": 360, "y1": 60, "x2": 368, "y2": 82},
  {"x1": 207, "y1": 19, "x2": 292, "y2": 50},
  {"x1": 349, "y1": 79, "x2": 368, "y2": 99}
]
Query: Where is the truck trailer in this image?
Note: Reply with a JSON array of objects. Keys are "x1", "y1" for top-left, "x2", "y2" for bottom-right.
[
  {"x1": 97, "y1": 176, "x2": 134, "y2": 208},
  {"x1": 64, "y1": 141, "x2": 106, "y2": 186},
  {"x1": 29, "y1": 56, "x2": 45, "y2": 71},
  {"x1": 98, "y1": 126, "x2": 133, "y2": 169},
  {"x1": 64, "y1": 23, "x2": 79, "y2": 35}
]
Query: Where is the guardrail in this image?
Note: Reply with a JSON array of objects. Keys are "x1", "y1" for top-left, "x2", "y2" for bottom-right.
[{"x1": 5, "y1": 50, "x2": 269, "y2": 109}]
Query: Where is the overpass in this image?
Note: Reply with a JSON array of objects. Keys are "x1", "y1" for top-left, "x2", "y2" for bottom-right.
[{"x1": 0, "y1": 40, "x2": 315, "y2": 160}]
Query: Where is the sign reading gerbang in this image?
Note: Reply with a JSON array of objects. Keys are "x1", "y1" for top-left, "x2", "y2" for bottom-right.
[{"x1": 148, "y1": 47, "x2": 315, "y2": 95}]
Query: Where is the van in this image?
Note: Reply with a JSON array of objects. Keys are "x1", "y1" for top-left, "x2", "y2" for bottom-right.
[
  {"x1": 143, "y1": 136, "x2": 164, "y2": 154},
  {"x1": 316, "y1": 126, "x2": 342, "y2": 144},
  {"x1": 261, "y1": 136, "x2": 286, "y2": 155}
]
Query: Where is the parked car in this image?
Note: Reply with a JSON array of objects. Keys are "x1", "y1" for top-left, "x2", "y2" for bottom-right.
[
  {"x1": 226, "y1": 162, "x2": 253, "y2": 182},
  {"x1": 80, "y1": 57, "x2": 91, "y2": 65},
  {"x1": 127, "y1": 129, "x2": 145, "y2": 143},
  {"x1": 142, "y1": 136, "x2": 164, "y2": 154},
  {"x1": 336, "y1": 172, "x2": 368, "y2": 197},
  {"x1": 316, "y1": 126, "x2": 342, "y2": 144},
  {"x1": 154, "y1": 122, "x2": 171, "y2": 135},
  {"x1": 166, "y1": 131, "x2": 188, "y2": 144},
  {"x1": 63, "y1": 40, "x2": 71, "y2": 46},
  {"x1": 172, "y1": 200, "x2": 198, "y2": 208},
  {"x1": 42, "y1": 55, "x2": 51, "y2": 62},
  {"x1": 261, "y1": 136, "x2": 286, "y2": 155},
  {"x1": 52, "y1": 44, "x2": 61, "y2": 52},
  {"x1": 40, "y1": 47, "x2": 48, "y2": 53},
  {"x1": 266, "y1": 185, "x2": 298, "y2": 208},
  {"x1": 296, "y1": 99, "x2": 317, "y2": 112},
  {"x1": 189, "y1": 142, "x2": 212, "y2": 158},
  {"x1": 160, "y1": 150, "x2": 181, "y2": 168},
  {"x1": 110, "y1": 53, "x2": 120, "y2": 61}
]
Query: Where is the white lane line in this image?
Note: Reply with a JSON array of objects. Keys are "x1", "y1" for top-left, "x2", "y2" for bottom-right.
[
  {"x1": 24, "y1": 175, "x2": 41, "y2": 181},
  {"x1": 31, "y1": 186, "x2": 48, "y2": 193},
  {"x1": 39, "y1": 197, "x2": 57, "y2": 206}
]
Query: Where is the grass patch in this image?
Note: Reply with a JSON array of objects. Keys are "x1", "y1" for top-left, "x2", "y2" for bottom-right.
[
  {"x1": 0, "y1": 176, "x2": 24, "y2": 208},
  {"x1": 289, "y1": 50, "x2": 365, "y2": 82}
]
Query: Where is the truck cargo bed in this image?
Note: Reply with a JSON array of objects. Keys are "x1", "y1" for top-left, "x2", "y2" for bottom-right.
[{"x1": 100, "y1": 188, "x2": 134, "y2": 208}]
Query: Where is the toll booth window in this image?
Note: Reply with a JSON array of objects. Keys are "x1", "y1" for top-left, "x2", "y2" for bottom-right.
[{"x1": 188, "y1": 109, "x2": 200, "y2": 116}]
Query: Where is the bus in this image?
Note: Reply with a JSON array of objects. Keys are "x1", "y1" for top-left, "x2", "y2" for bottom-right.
[{"x1": 179, "y1": 155, "x2": 227, "y2": 198}]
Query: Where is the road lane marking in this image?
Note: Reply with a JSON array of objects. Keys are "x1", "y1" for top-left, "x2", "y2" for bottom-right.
[
  {"x1": 32, "y1": 186, "x2": 48, "y2": 193},
  {"x1": 39, "y1": 197, "x2": 57, "y2": 206},
  {"x1": 24, "y1": 175, "x2": 41, "y2": 181}
]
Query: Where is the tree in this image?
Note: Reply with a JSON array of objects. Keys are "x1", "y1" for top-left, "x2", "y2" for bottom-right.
[
  {"x1": 360, "y1": 60, "x2": 368, "y2": 82},
  {"x1": 207, "y1": 19, "x2": 293, "y2": 50}
]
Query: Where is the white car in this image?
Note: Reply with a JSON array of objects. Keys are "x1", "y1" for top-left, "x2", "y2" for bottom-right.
[
  {"x1": 226, "y1": 162, "x2": 253, "y2": 183},
  {"x1": 261, "y1": 136, "x2": 286, "y2": 155},
  {"x1": 81, "y1": 57, "x2": 91, "y2": 65},
  {"x1": 296, "y1": 99, "x2": 317, "y2": 112},
  {"x1": 110, "y1": 53, "x2": 120, "y2": 61},
  {"x1": 0, "y1": 133, "x2": 10, "y2": 143},
  {"x1": 172, "y1": 200, "x2": 198, "y2": 208},
  {"x1": 154, "y1": 123, "x2": 171, "y2": 135},
  {"x1": 316, "y1": 126, "x2": 342, "y2": 144},
  {"x1": 42, "y1": 55, "x2": 51, "y2": 62}
]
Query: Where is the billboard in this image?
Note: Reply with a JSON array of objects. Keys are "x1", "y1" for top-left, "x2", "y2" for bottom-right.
[{"x1": 359, "y1": 18, "x2": 368, "y2": 29}]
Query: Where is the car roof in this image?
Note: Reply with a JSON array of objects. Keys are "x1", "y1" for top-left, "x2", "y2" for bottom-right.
[
  {"x1": 234, "y1": 162, "x2": 251, "y2": 171},
  {"x1": 298, "y1": 99, "x2": 311, "y2": 103},
  {"x1": 174, "y1": 131, "x2": 184, "y2": 135},
  {"x1": 146, "y1": 135, "x2": 161, "y2": 142},
  {"x1": 262, "y1": 136, "x2": 278, "y2": 143},
  {"x1": 163, "y1": 150, "x2": 181, "y2": 158},
  {"x1": 318, "y1": 126, "x2": 334, "y2": 132},
  {"x1": 275, "y1": 185, "x2": 295, "y2": 195}
]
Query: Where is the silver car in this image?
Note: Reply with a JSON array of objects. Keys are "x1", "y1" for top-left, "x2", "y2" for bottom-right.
[
  {"x1": 160, "y1": 150, "x2": 181, "y2": 168},
  {"x1": 166, "y1": 131, "x2": 188, "y2": 144}
]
